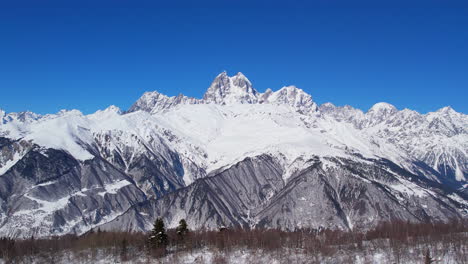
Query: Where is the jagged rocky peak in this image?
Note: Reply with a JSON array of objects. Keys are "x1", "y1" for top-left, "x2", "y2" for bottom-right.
[
  {"x1": 320, "y1": 102, "x2": 360, "y2": 113},
  {"x1": 427, "y1": 106, "x2": 466, "y2": 121},
  {"x1": 425, "y1": 106, "x2": 467, "y2": 136},
  {"x1": 319, "y1": 103, "x2": 338, "y2": 115},
  {"x1": 101, "y1": 105, "x2": 122, "y2": 114},
  {"x1": 128, "y1": 90, "x2": 167, "y2": 112},
  {"x1": 431, "y1": 106, "x2": 466, "y2": 122},
  {"x1": 127, "y1": 71, "x2": 321, "y2": 114},
  {"x1": 262, "y1": 85, "x2": 318, "y2": 114},
  {"x1": 203, "y1": 71, "x2": 259, "y2": 104},
  {"x1": 319, "y1": 103, "x2": 365, "y2": 126},
  {"x1": 395, "y1": 108, "x2": 422, "y2": 121},
  {"x1": 266, "y1": 86, "x2": 309, "y2": 103},
  {"x1": 320, "y1": 102, "x2": 336, "y2": 109},
  {"x1": 107, "y1": 105, "x2": 121, "y2": 112},
  {"x1": 383, "y1": 108, "x2": 424, "y2": 128},
  {"x1": 128, "y1": 90, "x2": 199, "y2": 113},
  {"x1": 1, "y1": 110, "x2": 42, "y2": 124}
]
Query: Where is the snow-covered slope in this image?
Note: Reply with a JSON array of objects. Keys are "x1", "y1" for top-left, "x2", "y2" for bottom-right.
[
  {"x1": 320, "y1": 102, "x2": 468, "y2": 184},
  {"x1": 150, "y1": 103, "x2": 407, "y2": 174},
  {"x1": 0, "y1": 71, "x2": 466, "y2": 237}
]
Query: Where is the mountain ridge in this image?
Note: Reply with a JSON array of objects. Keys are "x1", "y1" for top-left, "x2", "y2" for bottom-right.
[
  {"x1": 2, "y1": 71, "x2": 464, "y2": 118},
  {"x1": 0, "y1": 72, "x2": 466, "y2": 238}
]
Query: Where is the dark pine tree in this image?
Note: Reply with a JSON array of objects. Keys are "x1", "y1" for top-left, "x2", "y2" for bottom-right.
[
  {"x1": 176, "y1": 219, "x2": 189, "y2": 238},
  {"x1": 149, "y1": 218, "x2": 168, "y2": 249}
]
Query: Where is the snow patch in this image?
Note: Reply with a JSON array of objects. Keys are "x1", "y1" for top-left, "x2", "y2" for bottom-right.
[
  {"x1": 98, "y1": 180, "x2": 132, "y2": 197},
  {"x1": 0, "y1": 151, "x2": 24, "y2": 175}
]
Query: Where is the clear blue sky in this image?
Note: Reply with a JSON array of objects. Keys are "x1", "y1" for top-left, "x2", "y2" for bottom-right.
[{"x1": 0, "y1": 0, "x2": 467, "y2": 114}]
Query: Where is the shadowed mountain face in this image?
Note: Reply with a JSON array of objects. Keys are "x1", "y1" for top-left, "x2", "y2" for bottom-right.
[
  {"x1": 101, "y1": 155, "x2": 466, "y2": 233},
  {"x1": 0, "y1": 139, "x2": 147, "y2": 237},
  {"x1": 101, "y1": 155, "x2": 285, "y2": 231},
  {"x1": 0, "y1": 72, "x2": 467, "y2": 237}
]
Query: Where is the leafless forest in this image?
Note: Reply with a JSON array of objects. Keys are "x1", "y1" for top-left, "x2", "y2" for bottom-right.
[{"x1": 0, "y1": 219, "x2": 466, "y2": 263}]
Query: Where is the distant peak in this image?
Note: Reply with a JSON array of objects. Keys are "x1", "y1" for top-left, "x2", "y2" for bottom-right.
[
  {"x1": 279, "y1": 85, "x2": 303, "y2": 93},
  {"x1": 263, "y1": 85, "x2": 317, "y2": 114},
  {"x1": 321, "y1": 102, "x2": 336, "y2": 108},
  {"x1": 368, "y1": 102, "x2": 397, "y2": 113},
  {"x1": 142, "y1": 90, "x2": 164, "y2": 97},
  {"x1": 104, "y1": 105, "x2": 122, "y2": 114},
  {"x1": 57, "y1": 109, "x2": 83, "y2": 116},
  {"x1": 275, "y1": 86, "x2": 312, "y2": 99},
  {"x1": 400, "y1": 108, "x2": 419, "y2": 115},
  {"x1": 90, "y1": 105, "x2": 122, "y2": 118},
  {"x1": 436, "y1": 106, "x2": 456, "y2": 114}
]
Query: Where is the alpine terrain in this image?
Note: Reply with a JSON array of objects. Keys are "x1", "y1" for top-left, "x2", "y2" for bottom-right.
[{"x1": 0, "y1": 72, "x2": 467, "y2": 238}]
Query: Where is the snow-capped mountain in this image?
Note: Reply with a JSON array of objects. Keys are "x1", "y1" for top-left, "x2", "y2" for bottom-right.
[
  {"x1": 0, "y1": 72, "x2": 466, "y2": 238},
  {"x1": 127, "y1": 71, "x2": 318, "y2": 115},
  {"x1": 203, "y1": 72, "x2": 259, "y2": 104}
]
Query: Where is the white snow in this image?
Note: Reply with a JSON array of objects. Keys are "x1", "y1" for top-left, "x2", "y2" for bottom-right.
[
  {"x1": 448, "y1": 193, "x2": 468, "y2": 206},
  {"x1": 0, "y1": 151, "x2": 24, "y2": 175},
  {"x1": 0, "y1": 71, "x2": 466, "y2": 186},
  {"x1": 22, "y1": 193, "x2": 71, "y2": 214},
  {"x1": 389, "y1": 181, "x2": 429, "y2": 198},
  {"x1": 98, "y1": 180, "x2": 132, "y2": 196},
  {"x1": 368, "y1": 102, "x2": 397, "y2": 113},
  {"x1": 151, "y1": 103, "x2": 408, "y2": 174}
]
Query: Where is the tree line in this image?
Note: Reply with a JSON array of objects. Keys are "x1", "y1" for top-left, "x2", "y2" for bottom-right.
[{"x1": 0, "y1": 218, "x2": 466, "y2": 263}]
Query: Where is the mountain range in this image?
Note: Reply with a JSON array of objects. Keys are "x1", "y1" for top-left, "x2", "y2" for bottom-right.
[{"x1": 0, "y1": 72, "x2": 466, "y2": 238}]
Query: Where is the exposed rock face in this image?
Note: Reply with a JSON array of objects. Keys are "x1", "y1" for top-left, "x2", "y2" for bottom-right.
[
  {"x1": 101, "y1": 155, "x2": 284, "y2": 231},
  {"x1": 0, "y1": 140, "x2": 147, "y2": 237},
  {"x1": 102, "y1": 155, "x2": 466, "y2": 232},
  {"x1": 0, "y1": 71, "x2": 466, "y2": 238},
  {"x1": 1, "y1": 111, "x2": 41, "y2": 124},
  {"x1": 261, "y1": 86, "x2": 318, "y2": 114},
  {"x1": 92, "y1": 130, "x2": 188, "y2": 199},
  {"x1": 128, "y1": 91, "x2": 200, "y2": 114},
  {"x1": 203, "y1": 72, "x2": 259, "y2": 104},
  {"x1": 256, "y1": 157, "x2": 464, "y2": 230},
  {"x1": 0, "y1": 137, "x2": 33, "y2": 175}
]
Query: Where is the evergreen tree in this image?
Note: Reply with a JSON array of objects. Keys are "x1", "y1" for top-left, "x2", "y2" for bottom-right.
[
  {"x1": 149, "y1": 218, "x2": 168, "y2": 248},
  {"x1": 176, "y1": 219, "x2": 189, "y2": 238}
]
